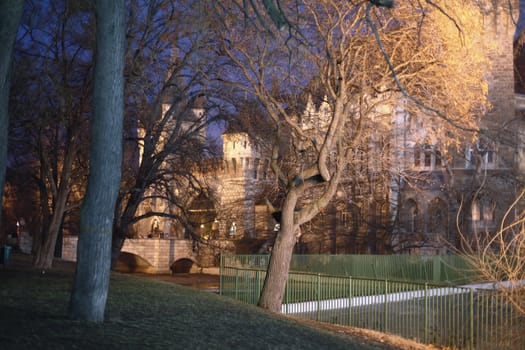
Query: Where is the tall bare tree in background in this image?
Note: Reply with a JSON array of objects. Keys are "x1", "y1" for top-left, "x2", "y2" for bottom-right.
[
  {"x1": 8, "y1": 1, "x2": 94, "y2": 268},
  {"x1": 215, "y1": 0, "x2": 489, "y2": 312},
  {"x1": 69, "y1": 0, "x2": 126, "y2": 322},
  {"x1": 0, "y1": 0, "x2": 24, "y2": 239},
  {"x1": 111, "y1": 0, "x2": 233, "y2": 263}
]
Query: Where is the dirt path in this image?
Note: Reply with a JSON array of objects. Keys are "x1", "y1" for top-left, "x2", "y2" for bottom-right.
[{"x1": 133, "y1": 272, "x2": 220, "y2": 291}]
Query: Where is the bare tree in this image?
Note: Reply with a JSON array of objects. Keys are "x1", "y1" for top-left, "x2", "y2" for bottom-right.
[
  {"x1": 111, "y1": 0, "x2": 233, "y2": 264},
  {"x1": 0, "y1": 0, "x2": 24, "y2": 239},
  {"x1": 215, "y1": 0, "x2": 489, "y2": 312},
  {"x1": 69, "y1": 0, "x2": 126, "y2": 322},
  {"x1": 8, "y1": 1, "x2": 94, "y2": 268},
  {"x1": 458, "y1": 188, "x2": 525, "y2": 316}
]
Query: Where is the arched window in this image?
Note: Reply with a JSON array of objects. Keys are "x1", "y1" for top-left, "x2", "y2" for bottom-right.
[
  {"x1": 471, "y1": 196, "x2": 495, "y2": 222},
  {"x1": 427, "y1": 197, "x2": 448, "y2": 234},
  {"x1": 471, "y1": 201, "x2": 480, "y2": 221},
  {"x1": 403, "y1": 199, "x2": 419, "y2": 233}
]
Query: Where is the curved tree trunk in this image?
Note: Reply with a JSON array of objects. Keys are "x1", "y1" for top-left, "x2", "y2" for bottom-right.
[
  {"x1": 0, "y1": 0, "x2": 24, "y2": 236},
  {"x1": 258, "y1": 190, "x2": 299, "y2": 312},
  {"x1": 69, "y1": 0, "x2": 126, "y2": 322}
]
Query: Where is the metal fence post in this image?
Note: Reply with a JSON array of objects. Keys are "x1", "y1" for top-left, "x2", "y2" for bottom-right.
[
  {"x1": 424, "y1": 283, "x2": 429, "y2": 344},
  {"x1": 285, "y1": 274, "x2": 290, "y2": 314},
  {"x1": 219, "y1": 254, "x2": 223, "y2": 295},
  {"x1": 470, "y1": 289, "x2": 474, "y2": 350},
  {"x1": 255, "y1": 269, "x2": 260, "y2": 305},
  {"x1": 317, "y1": 273, "x2": 321, "y2": 321},
  {"x1": 384, "y1": 279, "x2": 388, "y2": 333},
  {"x1": 235, "y1": 268, "x2": 239, "y2": 300},
  {"x1": 433, "y1": 256, "x2": 440, "y2": 284},
  {"x1": 348, "y1": 276, "x2": 353, "y2": 326}
]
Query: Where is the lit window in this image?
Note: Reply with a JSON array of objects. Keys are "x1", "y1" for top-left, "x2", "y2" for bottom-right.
[{"x1": 471, "y1": 201, "x2": 480, "y2": 221}]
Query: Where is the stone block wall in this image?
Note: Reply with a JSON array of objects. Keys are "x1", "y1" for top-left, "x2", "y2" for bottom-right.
[{"x1": 62, "y1": 236, "x2": 197, "y2": 273}]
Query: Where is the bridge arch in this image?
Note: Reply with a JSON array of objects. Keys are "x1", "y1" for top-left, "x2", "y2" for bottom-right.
[
  {"x1": 171, "y1": 257, "x2": 199, "y2": 273},
  {"x1": 61, "y1": 236, "x2": 199, "y2": 274},
  {"x1": 115, "y1": 251, "x2": 153, "y2": 273}
]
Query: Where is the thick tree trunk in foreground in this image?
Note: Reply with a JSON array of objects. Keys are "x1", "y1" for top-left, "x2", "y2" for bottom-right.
[
  {"x1": 258, "y1": 191, "x2": 299, "y2": 312},
  {"x1": 0, "y1": 0, "x2": 24, "y2": 236},
  {"x1": 69, "y1": 0, "x2": 126, "y2": 322}
]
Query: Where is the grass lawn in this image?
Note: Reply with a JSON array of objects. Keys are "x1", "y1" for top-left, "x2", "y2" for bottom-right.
[{"x1": 0, "y1": 260, "x2": 398, "y2": 350}]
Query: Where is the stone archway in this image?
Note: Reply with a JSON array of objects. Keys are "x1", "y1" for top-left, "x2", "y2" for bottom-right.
[
  {"x1": 114, "y1": 251, "x2": 153, "y2": 273},
  {"x1": 188, "y1": 193, "x2": 217, "y2": 240},
  {"x1": 171, "y1": 258, "x2": 195, "y2": 273}
]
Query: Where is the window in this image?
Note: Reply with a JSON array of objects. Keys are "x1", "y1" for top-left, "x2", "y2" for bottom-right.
[
  {"x1": 414, "y1": 148, "x2": 421, "y2": 167},
  {"x1": 435, "y1": 151, "x2": 442, "y2": 167},
  {"x1": 465, "y1": 145, "x2": 473, "y2": 169},
  {"x1": 409, "y1": 206, "x2": 418, "y2": 232},
  {"x1": 471, "y1": 201, "x2": 480, "y2": 221},
  {"x1": 232, "y1": 158, "x2": 237, "y2": 174},
  {"x1": 482, "y1": 203, "x2": 494, "y2": 221},
  {"x1": 413, "y1": 144, "x2": 443, "y2": 170},
  {"x1": 472, "y1": 197, "x2": 495, "y2": 222},
  {"x1": 476, "y1": 139, "x2": 496, "y2": 169},
  {"x1": 403, "y1": 200, "x2": 418, "y2": 233},
  {"x1": 485, "y1": 149, "x2": 495, "y2": 165},
  {"x1": 424, "y1": 146, "x2": 432, "y2": 167},
  {"x1": 427, "y1": 197, "x2": 447, "y2": 234}
]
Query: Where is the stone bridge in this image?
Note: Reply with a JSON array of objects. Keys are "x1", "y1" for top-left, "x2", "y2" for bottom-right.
[{"x1": 62, "y1": 236, "x2": 199, "y2": 274}]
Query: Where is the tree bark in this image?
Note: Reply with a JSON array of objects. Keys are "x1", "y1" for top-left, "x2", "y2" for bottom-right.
[
  {"x1": 34, "y1": 139, "x2": 75, "y2": 269},
  {"x1": 34, "y1": 191, "x2": 68, "y2": 268},
  {"x1": 69, "y1": 0, "x2": 126, "y2": 322},
  {"x1": 258, "y1": 190, "x2": 299, "y2": 312},
  {"x1": 0, "y1": 0, "x2": 23, "y2": 237}
]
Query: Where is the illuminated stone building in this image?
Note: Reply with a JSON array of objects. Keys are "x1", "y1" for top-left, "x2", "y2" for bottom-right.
[{"x1": 131, "y1": 1, "x2": 524, "y2": 262}]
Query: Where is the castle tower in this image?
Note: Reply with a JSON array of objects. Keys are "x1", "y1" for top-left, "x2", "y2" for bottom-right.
[
  {"x1": 217, "y1": 132, "x2": 263, "y2": 239},
  {"x1": 478, "y1": 0, "x2": 519, "y2": 170}
]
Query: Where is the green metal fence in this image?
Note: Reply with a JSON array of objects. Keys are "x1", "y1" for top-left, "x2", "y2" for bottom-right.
[
  {"x1": 221, "y1": 254, "x2": 479, "y2": 285},
  {"x1": 220, "y1": 255, "x2": 523, "y2": 349}
]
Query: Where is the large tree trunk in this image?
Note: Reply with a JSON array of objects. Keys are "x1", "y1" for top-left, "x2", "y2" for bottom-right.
[
  {"x1": 69, "y1": 0, "x2": 126, "y2": 323},
  {"x1": 0, "y1": 0, "x2": 24, "y2": 236},
  {"x1": 258, "y1": 190, "x2": 299, "y2": 312}
]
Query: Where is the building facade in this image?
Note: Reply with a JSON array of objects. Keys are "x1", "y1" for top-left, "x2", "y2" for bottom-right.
[{"x1": 131, "y1": 2, "x2": 523, "y2": 266}]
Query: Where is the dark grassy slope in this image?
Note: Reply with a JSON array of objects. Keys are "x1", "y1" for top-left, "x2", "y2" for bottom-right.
[{"x1": 0, "y1": 267, "x2": 393, "y2": 350}]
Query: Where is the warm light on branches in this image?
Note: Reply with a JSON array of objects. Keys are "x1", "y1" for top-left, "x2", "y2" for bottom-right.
[{"x1": 459, "y1": 189, "x2": 525, "y2": 316}]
